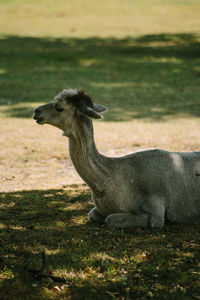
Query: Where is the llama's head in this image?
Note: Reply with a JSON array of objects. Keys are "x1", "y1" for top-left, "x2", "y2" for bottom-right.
[{"x1": 33, "y1": 89, "x2": 107, "y2": 136}]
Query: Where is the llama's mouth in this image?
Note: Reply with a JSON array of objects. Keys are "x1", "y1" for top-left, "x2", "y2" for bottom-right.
[
  {"x1": 33, "y1": 115, "x2": 45, "y2": 124},
  {"x1": 36, "y1": 118, "x2": 45, "y2": 124}
]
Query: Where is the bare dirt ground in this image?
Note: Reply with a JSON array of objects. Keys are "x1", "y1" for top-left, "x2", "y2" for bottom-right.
[{"x1": 1, "y1": 117, "x2": 199, "y2": 192}]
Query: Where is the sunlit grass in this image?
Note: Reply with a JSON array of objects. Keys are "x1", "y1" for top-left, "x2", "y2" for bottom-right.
[
  {"x1": 0, "y1": 0, "x2": 200, "y2": 37},
  {"x1": 0, "y1": 117, "x2": 199, "y2": 193}
]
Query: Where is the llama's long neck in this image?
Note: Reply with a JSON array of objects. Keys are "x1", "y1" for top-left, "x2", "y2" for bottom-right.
[{"x1": 68, "y1": 117, "x2": 112, "y2": 195}]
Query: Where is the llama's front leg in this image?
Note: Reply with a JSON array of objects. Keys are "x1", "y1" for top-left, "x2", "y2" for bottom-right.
[
  {"x1": 142, "y1": 196, "x2": 165, "y2": 228},
  {"x1": 105, "y1": 213, "x2": 149, "y2": 229},
  {"x1": 88, "y1": 207, "x2": 105, "y2": 223}
]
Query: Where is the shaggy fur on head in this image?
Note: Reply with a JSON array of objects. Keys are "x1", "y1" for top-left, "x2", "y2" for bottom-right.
[{"x1": 55, "y1": 89, "x2": 94, "y2": 109}]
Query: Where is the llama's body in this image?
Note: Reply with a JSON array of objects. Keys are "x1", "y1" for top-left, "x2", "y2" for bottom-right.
[
  {"x1": 33, "y1": 89, "x2": 200, "y2": 228},
  {"x1": 91, "y1": 150, "x2": 200, "y2": 225}
]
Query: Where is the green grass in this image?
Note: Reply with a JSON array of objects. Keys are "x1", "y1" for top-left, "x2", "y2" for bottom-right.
[
  {"x1": 0, "y1": 0, "x2": 200, "y2": 299},
  {"x1": 0, "y1": 187, "x2": 200, "y2": 300},
  {"x1": 0, "y1": 33, "x2": 200, "y2": 121}
]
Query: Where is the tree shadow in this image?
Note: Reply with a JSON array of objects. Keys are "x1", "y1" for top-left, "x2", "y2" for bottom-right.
[
  {"x1": 1, "y1": 105, "x2": 36, "y2": 118},
  {"x1": 0, "y1": 33, "x2": 200, "y2": 121},
  {"x1": 0, "y1": 187, "x2": 200, "y2": 299}
]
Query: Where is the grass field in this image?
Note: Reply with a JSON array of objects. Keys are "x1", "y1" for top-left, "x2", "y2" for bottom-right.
[{"x1": 0, "y1": 0, "x2": 200, "y2": 299}]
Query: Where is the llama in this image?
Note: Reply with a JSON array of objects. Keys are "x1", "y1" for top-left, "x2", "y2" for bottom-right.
[{"x1": 33, "y1": 89, "x2": 200, "y2": 228}]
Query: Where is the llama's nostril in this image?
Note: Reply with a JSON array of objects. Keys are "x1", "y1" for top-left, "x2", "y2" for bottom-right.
[{"x1": 34, "y1": 107, "x2": 41, "y2": 114}]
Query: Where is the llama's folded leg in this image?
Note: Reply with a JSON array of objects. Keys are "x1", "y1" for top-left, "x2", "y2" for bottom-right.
[
  {"x1": 88, "y1": 207, "x2": 105, "y2": 223},
  {"x1": 142, "y1": 197, "x2": 165, "y2": 228},
  {"x1": 105, "y1": 213, "x2": 149, "y2": 228}
]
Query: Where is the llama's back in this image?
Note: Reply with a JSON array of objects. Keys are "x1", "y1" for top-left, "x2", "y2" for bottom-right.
[{"x1": 117, "y1": 149, "x2": 200, "y2": 223}]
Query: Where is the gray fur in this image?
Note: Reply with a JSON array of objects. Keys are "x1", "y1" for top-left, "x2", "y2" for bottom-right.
[
  {"x1": 33, "y1": 90, "x2": 200, "y2": 229},
  {"x1": 79, "y1": 106, "x2": 103, "y2": 119}
]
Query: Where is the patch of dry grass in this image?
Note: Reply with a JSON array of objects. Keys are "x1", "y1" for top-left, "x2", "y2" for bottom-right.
[
  {"x1": 0, "y1": 116, "x2": 199, "y2": 192},
  {"x1": 0, "y1": 0, "x2": 200, "y2": 38}
]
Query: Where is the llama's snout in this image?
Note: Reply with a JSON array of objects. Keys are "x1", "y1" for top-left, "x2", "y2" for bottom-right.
[
  {"x1": 33, "y1": 107, "x2": 41, "y2": 119},
  {"x1": 33, "y1": 106, "x2": 45, "y2": 124}
]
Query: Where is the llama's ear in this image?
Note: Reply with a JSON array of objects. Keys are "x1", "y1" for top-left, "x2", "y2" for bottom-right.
[
  {"x1": 93, "y1": 103, "x2": 108, "y2": 113},
  {"x1": 79, "y1": 106, "x2": 103, "y2": 119}
]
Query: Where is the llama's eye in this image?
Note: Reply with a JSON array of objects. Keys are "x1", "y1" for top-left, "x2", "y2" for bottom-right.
[{"x1": 55, "y1": 104, "x2": 64, "y2": 112}]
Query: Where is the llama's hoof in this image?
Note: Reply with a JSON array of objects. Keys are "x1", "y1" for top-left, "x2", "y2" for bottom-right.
[{"x1": 88, "y1": 207, "x2": 105, "y2": 223}]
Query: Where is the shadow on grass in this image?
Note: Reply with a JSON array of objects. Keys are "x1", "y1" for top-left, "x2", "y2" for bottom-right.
[
  {"x1": 2, "y1": 106, "x2": 36, "y2": 118},
  {"x1": 0, "y1": 187, "x2": 200, "y2": 299},
  {"x1": 0, "y1": 33, "x2": 200, "y2": 120}
]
